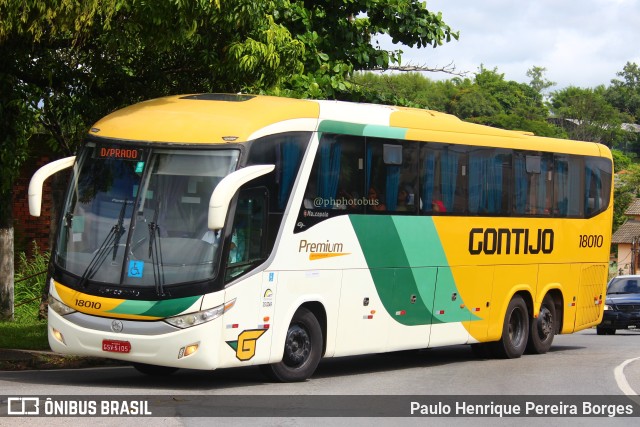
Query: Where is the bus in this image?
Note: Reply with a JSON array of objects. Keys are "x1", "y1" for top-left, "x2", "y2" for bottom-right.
[{"x1": 29, "y1": 94, "x2": 613, "y2": 381}]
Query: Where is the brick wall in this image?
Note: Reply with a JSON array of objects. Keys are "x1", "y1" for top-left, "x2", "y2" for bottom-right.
[{"x1": 12, "y1": 153, "x2": 55, "y2": 257}]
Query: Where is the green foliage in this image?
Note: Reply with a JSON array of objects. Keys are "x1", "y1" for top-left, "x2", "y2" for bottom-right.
[
  {"x1": 0, "y1": 71, "x2": 33, "y2": 226},
  {"x1": 272, "y1": 0, "x2": 458, "y2": 99},
  {"x1": 526, "y1": 66, "x2": 555, "y2": 101},
  {"x1": 351, "y1": 66, "x2": 563, "y2": 136},
  {"x1": 611, "y1": 149, "x2": 640, "y2": 233},
  {"x1": 550, "y1": 85, "x2": 632, "y2": 146},
  {"x1": 0, "y1": 0, "x2": 457, "y2": 159},
  {"x1": 606, "y1": 62, "x2": 640, "y2": 124},
  {"x1": 13, "y1": 243, "x2": 49, "y2": 320},
  {"x1": 611, "y1": 149, "x2": 632, "y2": 171},
  {"x1": 350, "y1": 71, "x2": 455, "y2": 108}
]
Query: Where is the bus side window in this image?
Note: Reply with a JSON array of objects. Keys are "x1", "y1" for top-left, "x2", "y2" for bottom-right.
[
  {"x1": 366, "y1": 139, "x2": 418, "y2": 214},
  {"x1": 302, "y1": 134, "x2": 364, "y2": 212},
  {"x1": 584, "y1": 157, "x2": 612, "y2": 217},
  {"x1": 554, "y1": 155, "x2": 582, "y2": 217},
  {"x1": 420, "y1": 144, "x2": 466, "y2": 215}
]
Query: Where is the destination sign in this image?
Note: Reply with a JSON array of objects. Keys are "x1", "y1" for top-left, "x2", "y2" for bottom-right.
[{"x1": 97, "y1": 146, "x2": 144, "y2": 160}]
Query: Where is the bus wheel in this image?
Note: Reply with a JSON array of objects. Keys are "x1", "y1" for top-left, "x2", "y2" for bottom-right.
[
  {"x1": 526, "y1": 295, "x2": 556, "y2": 354},
  {"x1": 260, "y1": 307, "x2": 322, "y2": 382},
  {"x1": 132, "y1": 363, "x2": 179, "y2": 376},
  {"x1": 491, "y1": 295, "x2": 529, "y2": 359}
]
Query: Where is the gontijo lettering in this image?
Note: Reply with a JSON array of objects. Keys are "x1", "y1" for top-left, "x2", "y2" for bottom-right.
[{"x1": 469, "y1": 228, "x2": 554, "y2": 255}]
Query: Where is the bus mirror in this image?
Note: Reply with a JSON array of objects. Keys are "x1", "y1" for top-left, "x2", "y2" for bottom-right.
[
  {"x1": 208, "y1": 164, "x2": 275, "y2": 230},
  {"x1": 28, "y1": 156, "x2": 76, "y2": 217}
]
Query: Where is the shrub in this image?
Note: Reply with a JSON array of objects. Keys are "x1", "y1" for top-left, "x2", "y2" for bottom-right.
[{"x1": 14, "y1": 242, "x2": 49, "y2": 321}]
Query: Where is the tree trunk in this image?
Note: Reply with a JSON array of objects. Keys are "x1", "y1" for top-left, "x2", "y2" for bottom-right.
[{"x1": 0, "y1": 227, "x2": 14, "y2": 321}]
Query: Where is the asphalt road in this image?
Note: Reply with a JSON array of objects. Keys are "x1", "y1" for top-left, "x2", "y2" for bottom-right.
[{"x1": 1, "y1": 328, "x2": 639, "y2": 426}]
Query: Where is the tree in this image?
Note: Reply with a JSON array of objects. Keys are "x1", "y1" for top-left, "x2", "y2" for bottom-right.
[
  {"x1": 611, "y1": 149, "x2": 640, "y2": 232},
  {"x1": 606, "y1": 62, "x2": 640, "y2": 124},
  {"x1": 0, "y1": 0, "x2": 457, "y2": 320},
  {"x1": 350, "y1": 66, "x2": 565, "y2": 137},
  {"x1": 526, "y1": 66, "x2": 555, "y2": 102},
  {"x1": 450, "y1": 66, "x2": 564, "y2": 137},
  {"x1": 272, "y1": 0, "x2": 458, "y2": 99},
  {"x1": 350, "y1": 71, "x2": 458, "y2": 109},
  {"x1": 0, "y1": 70, "x2": 33, "y2": 320},
  {"x1": 0, "y1": 0, "x2": 304, "y2": 320},
  {"x1": 550, "y1": 86, "x2": 633, "y2": 146}
]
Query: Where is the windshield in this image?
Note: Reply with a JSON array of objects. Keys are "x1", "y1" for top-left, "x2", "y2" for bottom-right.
[
  {"x1": 608, "y1": 277, "x2": 640, "y2": 294},
  {"x1": 56, "y1": 142, "x2": 239, "y2": 289}
]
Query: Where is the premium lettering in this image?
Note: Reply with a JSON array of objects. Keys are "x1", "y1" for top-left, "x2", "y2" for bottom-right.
[
  {"x1": 299, "y1": 239, "x2": 344, "y2": 253},
  {"x1": 468, "y1": 228, "x2": 554, "y2": 255}
]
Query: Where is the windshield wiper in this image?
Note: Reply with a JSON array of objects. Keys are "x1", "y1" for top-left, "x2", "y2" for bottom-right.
[
  {"x1": 78, "y1": 199, "x2": 128, "y2": 288},
  {"x1": 148, "y1": 205, "x2": 166, "y2": 296},
  {"x1": 112, "y1": 199, "x2": 128, "y2": 260}
]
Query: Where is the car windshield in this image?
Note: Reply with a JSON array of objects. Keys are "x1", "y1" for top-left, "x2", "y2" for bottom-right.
[
  {"x1": 608, "y1": 277, "x2": 640, "y2": 294},
  {"x1": 55, "y1": 142, "x2": 239, "y2": 289}
]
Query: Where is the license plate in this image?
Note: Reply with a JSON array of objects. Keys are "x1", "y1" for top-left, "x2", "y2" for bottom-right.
[{"x1": 102, "y1": 339, "x2": 131, "y2": 353}]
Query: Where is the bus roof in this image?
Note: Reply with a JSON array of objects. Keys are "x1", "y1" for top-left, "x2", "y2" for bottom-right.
[{"x1": 89, "y1": 93, "x2": 610, "y2": 158}]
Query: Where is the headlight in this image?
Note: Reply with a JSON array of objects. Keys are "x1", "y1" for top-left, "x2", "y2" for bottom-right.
[
  {"x1": 164, "y1": 299, "x2": 235, "y2": 329},
  {"x1": 48, "y1": 295, "x2": 76, "y2": 316},
  {"x1": 604, "y1": 304, "x2": 613, "y2": 311}
]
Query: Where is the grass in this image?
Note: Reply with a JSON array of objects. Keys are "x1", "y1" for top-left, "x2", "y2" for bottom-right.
[
  {"x1": 1, "y1": 243, "x2": 50, "y2": 351},
  {"x1": 0, "y1": 318, "x2": 49, "y2": 350},
  {"x1": 0, "y1": 243, "x2": 126, "y2": 369}
]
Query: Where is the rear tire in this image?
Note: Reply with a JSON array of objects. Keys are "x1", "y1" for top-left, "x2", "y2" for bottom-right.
[
  {"x1": 491, "y1": 295, "x2": 529, "y2": 359},
  {"x1": 132, "y1": 363, "x2": 179, "y2": 376},
  {"x1": 526, "y1": 295, "x2": 556, "y2": 354},
  {"x1": 260, "y1": 307, "x2": 322, "y2": 382}
]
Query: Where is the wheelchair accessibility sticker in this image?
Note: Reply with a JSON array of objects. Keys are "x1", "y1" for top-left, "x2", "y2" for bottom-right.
[{"x1": 128, "y1": 260, "x2": 144, "y2": 278}]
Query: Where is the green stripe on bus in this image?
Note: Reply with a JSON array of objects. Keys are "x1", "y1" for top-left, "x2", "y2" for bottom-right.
[
  {"x1": 318, "y1": 120, "x2": 407, "y2": 139},
  {"x1": 107, "y1": 296, "x2": 200, "y2": 318},
  {"x1": 349, "y1": 215, "x2": 478, "y2": 325}
]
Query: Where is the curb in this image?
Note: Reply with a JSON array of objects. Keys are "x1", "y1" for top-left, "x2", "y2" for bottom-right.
[{"x1": 0, "y1": 348, "x2": 125, "y2": 370}]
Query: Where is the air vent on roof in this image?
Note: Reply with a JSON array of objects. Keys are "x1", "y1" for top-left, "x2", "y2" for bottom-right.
[{"x1": 180, "y1": 93, "x2": 255, "y2": 102}]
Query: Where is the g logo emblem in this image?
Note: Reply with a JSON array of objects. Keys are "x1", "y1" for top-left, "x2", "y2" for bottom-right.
[{"x1": 226, "y1": 329, "x2": 267, "y2": 361}]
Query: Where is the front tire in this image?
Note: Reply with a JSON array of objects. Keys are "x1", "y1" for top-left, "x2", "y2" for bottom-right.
[
  {"x1": 526, "y1": 294, "x2": 556, "y2": 354},
  {"x1": 491, "y1": 295, "x2": 529, "y2": 359},
  {"x1": 260, "y1": 307, "x2": 322, "y2": 382}
]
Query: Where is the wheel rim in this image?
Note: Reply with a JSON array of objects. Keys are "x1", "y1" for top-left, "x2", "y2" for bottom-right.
[
  {"x1": 508, "y1": 307, "x2": 525, "y2": 346},
  {"x1": 536, "y1": 306, "x2": 553, "y2": 339},
  {"x1": 283, "y1": 324, "x2": 311, "y2": 368}
]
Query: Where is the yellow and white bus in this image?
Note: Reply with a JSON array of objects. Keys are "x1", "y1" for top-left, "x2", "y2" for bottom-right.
[{"x1": 29, "y1": 94, "x2": 613, "y2": 381}]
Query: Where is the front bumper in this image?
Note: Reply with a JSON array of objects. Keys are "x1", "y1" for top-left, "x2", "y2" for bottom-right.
[
  {"x1": 600, "y1": 310, "x2": 640, "y2": 330},
  {"x1": 48, "y1": 308, "x2": 222, "y2": 370}
]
